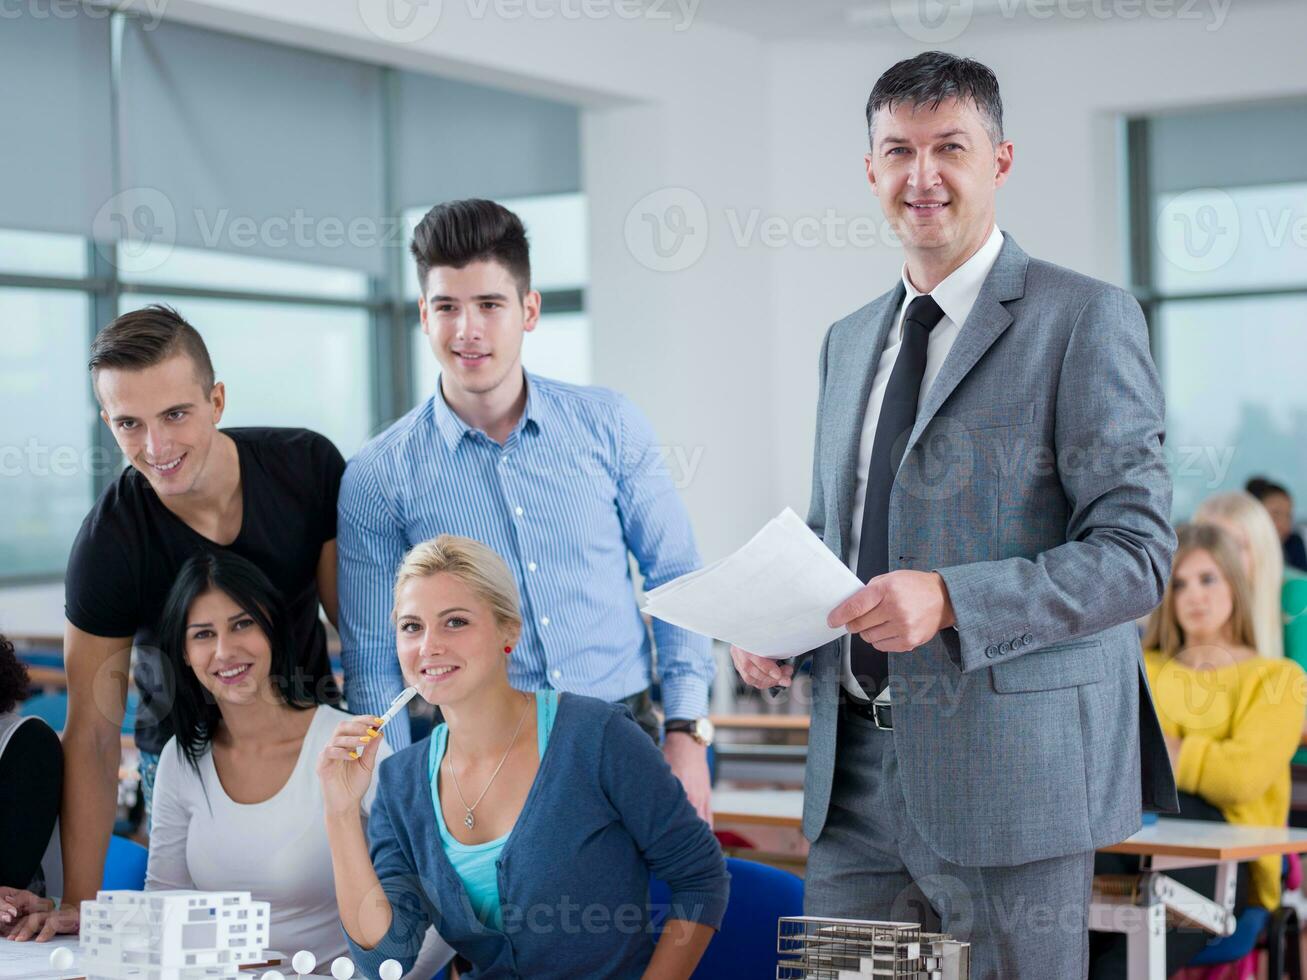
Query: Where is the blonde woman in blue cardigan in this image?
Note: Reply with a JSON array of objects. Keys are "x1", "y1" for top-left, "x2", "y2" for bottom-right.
[{"x1": 318, "y1": 535, "x2": 728, "y2": 979}]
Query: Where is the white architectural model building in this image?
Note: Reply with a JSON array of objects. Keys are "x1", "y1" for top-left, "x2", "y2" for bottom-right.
[
  {"x1": 79, "y1": 890, "x2": 271, "y2": 980},
  {"x1": 777, "y1": 916, "x2": 971, "y2": 979}
]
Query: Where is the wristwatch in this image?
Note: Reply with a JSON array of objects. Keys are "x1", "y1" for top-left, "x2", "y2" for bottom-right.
[{"x1": 664, "y1": 717, "x2": 715, "y2": 747}]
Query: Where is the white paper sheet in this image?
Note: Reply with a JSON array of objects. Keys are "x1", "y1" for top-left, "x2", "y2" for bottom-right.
[
  {"x1": 643, "y1": 508, "x2": 863, "y2": 658},
  {"x1": 0, "y1": 938, "x2": 81, "y2": 979}
]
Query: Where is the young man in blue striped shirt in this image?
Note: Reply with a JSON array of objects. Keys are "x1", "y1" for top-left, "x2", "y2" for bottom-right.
[{"x1": 337, "y1": 199, "x2": 715, "y2": 818}]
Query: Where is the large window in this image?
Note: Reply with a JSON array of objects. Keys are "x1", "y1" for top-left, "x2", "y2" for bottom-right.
[
  {"x1": 1129, "y1": 105, "x2": 1307, "y2": 520},
  {"x1": 0, "y1": 9, "x2": 582, "y2": 581},
  {"x1": 0, "y1": 280, "x2": 96, "y2": 578}
]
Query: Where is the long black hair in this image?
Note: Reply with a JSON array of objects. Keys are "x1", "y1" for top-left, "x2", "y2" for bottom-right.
[{"x1": 157, "y1": 551, "x2": 319, "y2": 770}]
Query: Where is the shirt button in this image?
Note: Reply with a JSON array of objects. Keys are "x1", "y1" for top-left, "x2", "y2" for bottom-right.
[
  {"x1": 541, "y1": 616, "x2": 550, "y2": 627},
  {"x1": 551, "y1": 669, "x2": 561, "y2": 681},
  {"x1": 514, "y1": 506, "x2": 524, "y2": 517},
  {"x1": 528, "y1": 562, "x2": 537, "y2": 572}
]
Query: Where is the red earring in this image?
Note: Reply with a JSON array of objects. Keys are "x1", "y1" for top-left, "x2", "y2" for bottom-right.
[{"x1": 504, "y1": 646, "x2": 513, "y2": 654}]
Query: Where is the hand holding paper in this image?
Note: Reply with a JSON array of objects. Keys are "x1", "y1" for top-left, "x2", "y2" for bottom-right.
[{"x1": 642, "y1": 508, "x2": 863, "y2": 659}]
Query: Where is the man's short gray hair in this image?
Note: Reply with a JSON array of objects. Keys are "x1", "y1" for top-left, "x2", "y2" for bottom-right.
[{"x1": 866, "y1": 51, "x2": 1004, "y2": 149}]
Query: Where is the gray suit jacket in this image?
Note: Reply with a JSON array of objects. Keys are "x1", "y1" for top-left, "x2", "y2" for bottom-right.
[{"x1": 802, "y1": 234, "x2": 1179, "y2": 868}]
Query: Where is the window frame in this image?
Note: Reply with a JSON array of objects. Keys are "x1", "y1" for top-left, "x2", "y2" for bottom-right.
[{"x1": 1127, "y1": 111, "x2": 1307, "y2": 521}]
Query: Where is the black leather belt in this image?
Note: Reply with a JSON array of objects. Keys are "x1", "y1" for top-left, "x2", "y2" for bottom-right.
[{"x1": 843, "y1": 692, "x2": 893, "y2": 730}]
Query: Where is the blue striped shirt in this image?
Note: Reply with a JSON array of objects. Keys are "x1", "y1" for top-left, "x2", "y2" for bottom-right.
[{"x1": 337, "y1": 372, "x2": 714, "y2": 748}]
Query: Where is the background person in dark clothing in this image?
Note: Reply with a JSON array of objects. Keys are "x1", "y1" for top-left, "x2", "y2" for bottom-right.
[
  {"x1": 1247, "y1": 475, "x2": 1307, "y2": 573},
  {"x1": 0, "y1": 634, "x2": 62, "y2": 898}
]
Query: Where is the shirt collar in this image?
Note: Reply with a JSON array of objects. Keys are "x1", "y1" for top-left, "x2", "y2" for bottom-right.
[
  {"x1": 431, "y1": 370, "x2": 546, "y2": 452},
  {"x1": 899, "y1": 224, "x2": 1005, "y2": 333}
]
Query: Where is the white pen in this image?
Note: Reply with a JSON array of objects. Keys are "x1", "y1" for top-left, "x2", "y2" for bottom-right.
[{"x1": 351, "y1": 685, "x2": 418, "y2": 760}]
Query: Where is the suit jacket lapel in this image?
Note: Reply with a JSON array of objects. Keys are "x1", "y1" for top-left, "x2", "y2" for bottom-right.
[
  {"x1": 831, "y1": 284, "x2": 903, "y2": 556},
  {"x1": 906, "y1": 235, "x2": 1030, "y2": 453}
]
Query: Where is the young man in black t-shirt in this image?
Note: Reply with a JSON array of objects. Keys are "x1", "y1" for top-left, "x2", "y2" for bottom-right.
[{"x1": 16, "y1": 305, "x2": 343, "y2": 941}]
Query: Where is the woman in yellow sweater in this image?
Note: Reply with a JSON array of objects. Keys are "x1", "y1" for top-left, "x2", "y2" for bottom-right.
[
  {"x1": 1143, "y1": 522, "x2": 1306, "y2": 910},
  {"x1": 1091, "y1": 523, "x2": 1305, "y2": 980}
]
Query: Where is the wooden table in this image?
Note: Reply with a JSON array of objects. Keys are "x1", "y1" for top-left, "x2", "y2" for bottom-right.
[
  {"x1": 24, "y1": 666, "x2": 67, "y2": 690},
  {"x1": 710, "y1": 792, "x2": 1307, "y2": 980},
  {"x1": 710, "y1": 714, "x2": 810, "y2": 733},
  {"x1": 1101, "y1": 819, "x2": 1307, "y2": 862},
  {"x1": 713, "y1": 789, "x2": 803, "y2": 829}
]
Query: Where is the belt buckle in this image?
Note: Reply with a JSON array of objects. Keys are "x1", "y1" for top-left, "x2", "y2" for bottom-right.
[{"x1": 871, "y1": 686, "x2": 894, "y2": 731}]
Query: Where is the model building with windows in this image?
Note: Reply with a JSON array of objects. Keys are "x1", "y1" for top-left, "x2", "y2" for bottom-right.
[
  {"x1": 777, "y1": 915, "x2": 971, "y2": 979},
  {"x1": 79, "y1": 889, "x2": 270, "y2": 980}
]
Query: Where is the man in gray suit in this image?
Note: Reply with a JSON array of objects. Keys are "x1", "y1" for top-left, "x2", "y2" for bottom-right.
[{"x1": 731, "y1": 52, "x2": 1178, "y2": 977}]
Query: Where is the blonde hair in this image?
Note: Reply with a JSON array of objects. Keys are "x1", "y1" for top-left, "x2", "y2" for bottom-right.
[
  {"x1": 1195, "y1": 491, "x2": 1285, "y2": 659},
  {"x1": 1144, "y1": 523, "x2": 1257, "y2": 658},
  {"x1": 392, "y1": 535, "x2": 523, "y2": 638}
]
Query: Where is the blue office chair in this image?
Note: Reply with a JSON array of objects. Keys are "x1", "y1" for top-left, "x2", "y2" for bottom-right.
[
  {"x1": 100, "y1": 834, "x2": 149, "y2": 891},
  {"x1": 1187, "y1": 855, "x2": 1302, "y2": 979},
  {"x1": 19, "y1": 692, "x2": 68, "y2": 731},
  {"x1": 18, "y1": 690, "x2": 139, "y2": 736},
  {"x1": 650, "y1": 857, "x2": 805, "y2": 979},
  {"x1": 18, "y1": 648, "x2": 65, "y2": 670},
  {"x1": 121, "y1": 688, "x2": 139, "y2": 736}
]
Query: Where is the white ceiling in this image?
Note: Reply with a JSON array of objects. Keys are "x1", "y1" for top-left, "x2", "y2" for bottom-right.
[{"x1": 679, "y1": 0, "x2": 1292, "y2": 41}]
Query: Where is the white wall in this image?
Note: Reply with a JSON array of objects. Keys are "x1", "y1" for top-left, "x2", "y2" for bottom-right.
[{"x1": 765, "y1": 1, "x2": 1307, "y2": 513}]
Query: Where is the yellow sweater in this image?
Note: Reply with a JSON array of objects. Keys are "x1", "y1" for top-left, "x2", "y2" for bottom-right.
[{"x1": 1144, "y1": 649, "x2": 1307, "y2": 908}]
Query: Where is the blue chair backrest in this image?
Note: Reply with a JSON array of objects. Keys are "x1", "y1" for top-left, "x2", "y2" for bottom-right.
[
  {"x1": 1188, "y1": 906, "x2": 1270, "y2": 966},
  {"x1": 19, "y1": 648, "x2": 65, "y2": 670},
  {"x1": 19, "y1": 693, "x2": 68, "y2": 731},
  {"x1": 650, "y1": 857, "x2": 805, "y2": 979},
  {"x1": 19, "y1": 690, "x2": 137, "y2": 736},
  {"x1": 122, "y1": 689, "x2": 139, "y2": 736},
  {"x1": 101, "y1": 834, "x2": 149, "y2": 891}
]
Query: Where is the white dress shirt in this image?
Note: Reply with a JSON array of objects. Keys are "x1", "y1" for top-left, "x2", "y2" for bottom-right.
[{"x1": 841, "y1": 224, "x2": 1005, "y2": 698}]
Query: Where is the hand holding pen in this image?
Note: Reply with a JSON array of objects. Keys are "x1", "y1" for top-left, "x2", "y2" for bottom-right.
[
  {"x1": 350, "y1": 686, "x2": 419, "y2": 759},
  {"x1": 315, "y1": 687, "x2": 418, "y2": 817}
]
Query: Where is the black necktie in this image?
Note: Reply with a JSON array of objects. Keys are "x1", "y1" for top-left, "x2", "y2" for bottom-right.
[{"x1": 849, "y1": 294, "x2": 946, "y2": 696}]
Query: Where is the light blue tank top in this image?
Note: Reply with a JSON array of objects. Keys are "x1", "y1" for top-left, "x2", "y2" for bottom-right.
[{"x1": 428, "y1": 690, "x2": 557, "y2": 930}]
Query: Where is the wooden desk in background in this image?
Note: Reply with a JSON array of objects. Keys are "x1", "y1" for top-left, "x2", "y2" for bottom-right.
[
  {"x1": 712, "y1": 788, "x2": 803, "y2": 829},
  {"x1": 710, "y1": 713, "x2": 810, "y2": 733},
  {"x1": 24, "y1": 665, "x2": 68, "y2": 690}
]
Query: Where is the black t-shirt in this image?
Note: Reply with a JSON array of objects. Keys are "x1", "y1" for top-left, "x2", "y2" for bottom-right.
[{"x1": 65, "y1": 427, "x2": 344, "y2": 754}]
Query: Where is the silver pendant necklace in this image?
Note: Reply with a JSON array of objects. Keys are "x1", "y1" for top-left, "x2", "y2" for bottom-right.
[{"x1": 446, "y1": 692, "x2": 532, "y2": 831}]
